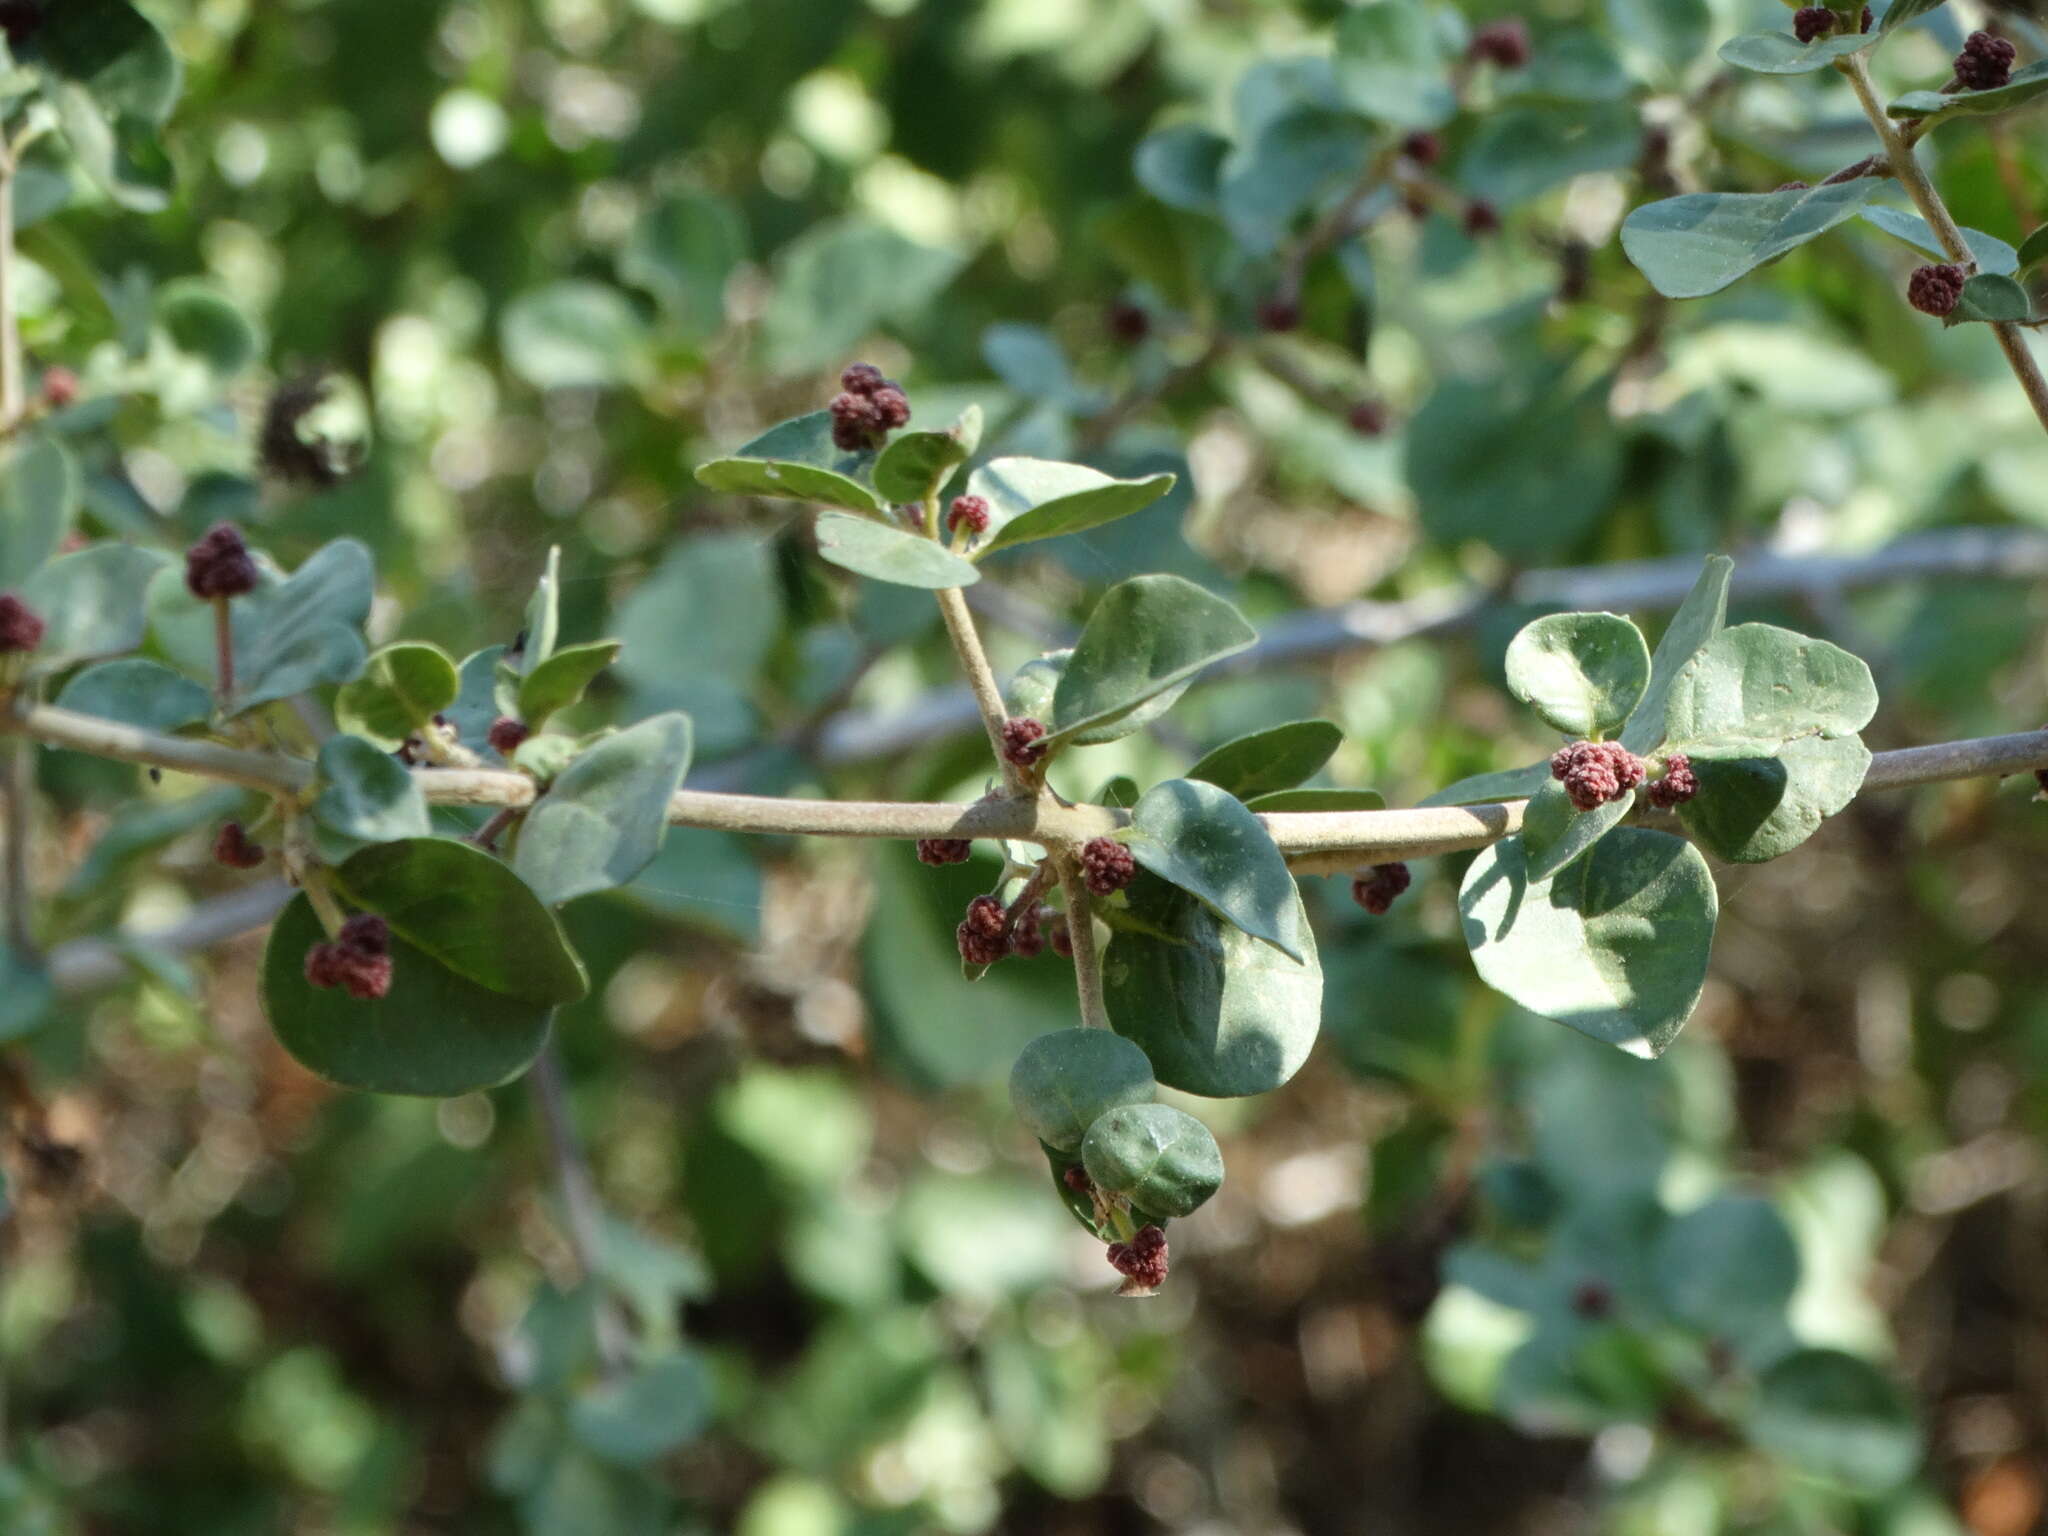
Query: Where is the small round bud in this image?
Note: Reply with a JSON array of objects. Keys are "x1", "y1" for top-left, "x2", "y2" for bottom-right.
[
  {"x1": 839, "y1": 362, "x2": 888, "y2": 396},
  {"x1": 338, "y1": 913, "x2": 391, "y2": 956},
  {"x1": 1080, "y1": 836, "x2": 1136, "y2": 896},
  {"x1": 305, "y1": 919, "x2": 394, "y2": 999},
  {"x1": 1106, "y1": 300, "x2": 1151, "y2": 344},
  {"x1": 487, "y1": 716, "x2": 530, "y2": 755},
  {"x1": 1907, "y1": 263, "x2": 1966, "y2": 318},
  {"x1": 1792, "y1": 6, "x2": 1835, "y2": 42},
  {"x1": 304, "y1": 942, "x2": 347, "y2": 991},
  {"x1": 916, "y1": 837, "x2": 973, "y2": 866},
  {"x1": 1463, "y1": 200, "x2": 1501, "y2": 238},
  {"x1": 184, "y1": 522, "x2": 260, "y2": 600},
  {"x1": 1347, "y1": 400, "x2": 1389, "y2": 438},
  {"x1": 1255, "y1": 296, "x2": 1301, "y2": 333},
  {"x1": 1955, "y1": 30, "x2": 2016, "y2": 91},
  {"x1": 1550, "y1": 741, "x2": 1645, "y2": 812},
  {"x1": 947, "y1": 495, "x2": 990, "y2": 537},
  {"x1": 1062, "y1": 1164, "x2": 1092, "y2": 1195},
  {"x1": 1351, "y1": 862, "x2": 1412, "y2": 916},
  {"x1": 39, "y1": 367, "x2": 77, "y2": 410},
  {"x1": 1106, "y1": 1224, "x2": 1169, "y2": 1292},
  {"x1": 1399, "y1": 131, "x2": 1442, "y2": 167},
  {"x1": 1001, "y1": 716, "x2": 1048, "y2": 769},
  {"x1": 957, "y1": 893, "x2": 1010, "y2": 966},
  {"x1": 1048, "y1": 909, "x2": 1074, "y2": 959},
  {"x1": 0, "y1": 591, "x2": 45, "y2": 654},
  {"x1": 1468, "y1": 18, "x2": 1530, "y2": 68},
  {"x1": 1647, "y1": 752, "x2": 1698, "y2": 810},
  {"x1": 829, "y1": 390, "x2": 886, "y2": 452},
  {"x1": 212, "y1": 821, "x2": 266, "y2": 870},
  {"x1": 869, "y1": 384, "x2": 911, "y2": 431},
  {"x1": 1571, "y1": 1278, "x2": 1614, "y2": 1320}
]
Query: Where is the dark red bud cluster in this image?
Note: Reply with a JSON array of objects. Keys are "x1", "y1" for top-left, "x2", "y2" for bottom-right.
[
  {"x1": 0, "y1": 591, "x2": 44, "y2": 654},
  {"x1": 1062, "y1": 1164, "x2": 1093, "y2": 1195},
  {"x1": 1107, "y1": 1224, "x2": 1169, "y2": 1291},
  {"x1": 1080, "y1": 837, "x2": 1135, "y2": 896},
  {"x1": 1468, "y1": 18, "x2": 1530, "y2": 68},
  {"x1": 1463, "y1": 200, "x2": 1501, "y2": 238},
  {"x1": 1955, "y1": 30, "x2": 2016, "y2": 90},
  {"x1": 1106, "y1": 300, "x2": 1151, "y2": 344},
  {"x1": 1907, "y1": 263, "x2": 1966, "y2": 318},
  {"x1": 304, "y1": 913, "x2": 394, "y2": 1002},
  {"x1": 1550, "y1": 740, "x2": 1646, "y2": 812},
  {"x1": 1646, "y1": 752, "x2": 1698, "y2": 810},
  {"x1": 1400, "y1": 131, "x2": 1442, "y2": 167},
  {"x1": 948, "y1": 495, "x2": 990, "y2": 538},
  {"x1": 1001, "y1": 716, "x2": 1048, "y2": 769},
  {"x1": 828, "y1": 362, "x2": 911, "y2": 452},
  {"x1": 1351, "y1": 862, "x2": 1412, "y2": 915},
  {"x1": 184, "y1": 522, "x2": 260, "y2": 601},
  {"x1": 957, "y1": 893, "x2": 1010, "y2": 966},
  {"x1": 916, "y1": 837, "x2": 973, "y2": 866},
  {"x1": 39, "y1": 367, "x2": 77, "y2": 410},
  {"x1": 1347, "y1": 400, "x2": 1389, "y2": 438},
  {"x1": 487, "y1": 716, "x2": 530, "y2": 755},
  {"x1": 1011, "y1": 903, "x2": 1046, "y2": 958},
  {"x1": 212, "y1": 821, "x2": 266, "y2": 869},
  {"x1": 0, "y1": 1, "x2": 43, "y2": 48},
  {"x1": 1571, "y1": 1278, "x2": 1615, "y2": 1320},
  {"x1": 1792, "y1": 6, "x2": 1836, "y2": 41},
  {"x1": 1256, "y1": 296, "x2": 1302, "y2": 333}
]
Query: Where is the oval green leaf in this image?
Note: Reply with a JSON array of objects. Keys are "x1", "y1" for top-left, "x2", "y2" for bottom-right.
[
  {"x1": 1080, "y1": 1102, "x2": 1224, "y2": 1219},
  {"x1": 20, "y1": 542, "x2": 165, "y2": 664},
  {"x1": 335, "y1": 641, "x2": 460, "y2": 749},
  {"x1": 871, "y1": 406, "x2": 981, "y2": 505},
  {"x1": 1676, "y1": 734, "x2": 1871, "y2": 863},
  {"x1": 1049, "y1": 576, "x2": 1257, "y2": 745},
  {"x1": 1125, "y1": 778, "x2": 1305, "y2": 962},
  {"x1": 693, "y1": 411, "x2": 882, "y2": 515},
  {"x1": 1505, "y1": 612, "x2": 1651, "y2": 739},
  {"x1": 311, "y1": 734, "x2": 431, "y2": 847},
  {"x1": 1186, "y1": 719, "x2": 1343, "y2": 801},
  {"x1": 964, "y1": 457, "x2": 1177, "y2": 556},
  {"x1": 1009, "y1": 649, "x2": 1188, "y2": 747},
  {"x1": 1620, "y1": 181, "x2": 1881, "y2": 300},
  {"x1": 519, "y1": 640, "x2": 621, "y2": 729},
  {"x1": 1749, "y1": 1349, "x2": 1920, "y2": 1490},
  {"x1": 813, "y1": 512, "x2": 980, "y2": 589},
  {"x1": 1951, "y1": 272, "x2": 2034, "y2": 324},
  {"x1": 0, "y1": 434, "x2": 78, "y2": 588},
  {"x1": 1008, "y1": 1028, "x2": 1157, "y2": 1153},
  {"x1": 1716, "y1": 30, "x2": 1876, "y2": 73},
  {"x1": 1664, "y1": 622, "x2": 1877, "y2": 747},
  {"x1": 55, "y1": 658, "x2": 210, "y2": 733},
  {"x1": 513, "y1": 712, "x2": 694, "y2": 907},
  {"x1": 1621, "y1": 555, "x2": 1731, "y2": 754},
  {"x1": 1518, "y1": 778, "x2": 1634, "y2": 883},
  {"x1": 1888, "y1": 59, "x2": 2048, "y2": 124}
]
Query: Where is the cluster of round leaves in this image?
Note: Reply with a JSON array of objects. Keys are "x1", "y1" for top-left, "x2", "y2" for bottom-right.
[{"x1": 1009, "y1": 1029, "x2": 1224, "y2": 1294}]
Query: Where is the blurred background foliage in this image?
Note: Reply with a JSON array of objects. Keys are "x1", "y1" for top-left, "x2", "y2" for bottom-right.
[{"x1": 6, "y1": 0, "x2": 2048, "y2": 1531}]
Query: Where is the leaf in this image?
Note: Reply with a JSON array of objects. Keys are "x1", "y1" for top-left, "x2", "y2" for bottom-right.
[
  {"x1": 1622, "y1": 555, "x2": 1732, "y2": 754},
  {"x1": 1244, "y1": 787, "x2": 1385, "y2": 812},
  {"x1": 1125, "y1": 779, "x2": 1306, "y2": 962},
  {"x1": 982, "y1": 326, "x2": 1087, "y2": 410},
  {"x1": 871, "y1": 406, "x2": 982, "y2": 505},
  {"x1": 521, "y1": 545, "x2": 561, "y2": 674},
  {"x1": 1133, "y1": 124, "x2": 1230, "y2": 212},
  {"x1": 1219, "y1": 106, "x2": 1373, "y2": 255},
  {"x1": 1605, "y1": 0, "x2": 1709, "y2": 75},
  {"x1": 1518, "y1": 780, "x2": 1635, "y2": 883},
  {"x1": 761, "y1": 217, "x2": 967, "y2": 374},
  {"x1": 1653, "y1": 1196, "x2": 1800, "y2": 1338},
  {"x1": 261, "y1": 894, "x2": 554, "y2": 1097},
  {"x1": 965, "y1": 457, "x2": 1177, "y2": 555},
  {"x1": 1080, "y1": 1103, "x2": 1224, "y2": 1219},
  {"x1": 1951, "y1": 272, "x2": 2034, "y2": 324},
  {"x1": 1716, "y1": 31, "x2": 1877, "y2": 73},
  {"x1": 1460, "y1": 827, "x2": 1718, "y2": 1058},
  {"x1": 569, "y1": 1353, "x2": 712, "y2": 1466},
  {"x1": 1049, "y1": 576, "x2": 1257, "y2": 745},
  {"x1": 1663, "y1": 623, "x2": 1877, "y2": 747},
  {"x1": 1335, "y1": 0, "x2": 1454, "y2": 127},
  {"x1": 446, "y1": 645, "x2": 508, "y2": 756},
  {"x1": 1421, "y1": 760, "x2": 1553, "y2": 808},
  {"x1": 1888, "y1": 59, "x2": 2048, "y2": 124},
  {"x1": 1458, "y1": 103, "x2": 1642, "y2": 207},
  {"x1": 619, "y1": 189, "x2": 745, "y2": 340},
  {"x1": 1186, "y1": 720, "x2": 1343, "y2": 801},
  {"x1": 501, "y1": 281, "x2": 650, "y2": 390},
  {"x1": 0, "y1": 434, "x2": 78, "y2": 588},
  {"x1": 1008, "y1": 1028, "x2": 1157, "y2": 1153},
  {"x1": 311, "y1": 734, "x2": 431, "y2": 847},
  {"x1": 156, "y1": 279, "x2": 261, "y2": 383},
  {"x1": 1620, "y1": 181, "x2": 1882, "y2": 300},
  {"x1": 512, "y1": 731, "x2": 586, "y2": 784},
  {"x1": 1102, "y1": 872, "x2": 1322, "y2": 1098},
  {"x1": 334, "y1": 642, "x2": 460, "y2": 749},
  {"x1": 331, "y1": 838, "x2": 588, "y2": 1005},
  {"x1": 1859, "y1": 205, "x2": 2018, "y2": 275},
  {"x1": 20, "y1": 542, "x2": 166, "y2": 663},
  {"x1": 55, "y1": 659, "x2": 210, "y2": 733},
  {"x1": 31, "y1": 0, "x2": 179, "y2": 210},
  {"x1": 519, "y1": 641, "x2": 621, "y2": 729},
  {"x1": 1008, "y1": 649, "x2": 1189, "y2": 748},
  {"x1": 693, "y1": 411, "x2": 882, "y2": 515},
  {"x1": 1675, "y1": 734, "x2": 1871, "y2": 863},
  {"x1": 514, "y1": 713, "x2": 693, "y2": 907},
  {"x1": 48, "y1": 83, "x2": 173, "y2": 210},
  {"x1": 2019, "y1": 221, "x2": 2048, "y2": 272},
  {"x1": 1749, "y1": 1350, "x2": 1921, "y2": 1489},
  {"x1": 0, "y1": 944, "x2": 53, "y2": 1043},
  {"x1": 813, "y1": 512, "x2": 980, "y2": 589},
  {"x1": 1505, "y1": 613, "x2": 1652, "y2": 739},
  {"x1": 1878, "y1": 0, "x2": 1948, "y2": 31}
]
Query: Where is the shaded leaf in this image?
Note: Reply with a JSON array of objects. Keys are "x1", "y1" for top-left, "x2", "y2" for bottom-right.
[
  {"x1": 813, "y1": 512, "x2": 979, "y2": 589},
  {"x1": 1750, "y1": 1350, "x2": 1921, "y2": 1489},
  {"x1": 1622, "y1": 555, "x2": 1731, "y2": 754},
  {"x1": 1049, "y1": 576, "x2": 1256, "y2": 744},
  {"x1": 569, "y1": 1353, "x2": 712, "y2": 1467},
  {"x1": 1653, "y1": 1196, "x2": 1800, "y2": 1338},
  {"x1": 1080, "y1": 1103, "x2": 1224, "y2": 1219},
  {"x1": 0, "y1": 434, "x2": 78, "y2": 588},
  {"x1": 693, "y1": 411, "x2": 881, "y2": 515},
  {"x1": 1888, "y1": 59, "x2": 2048, "y2": 123},
  {"x1": 334, "y1": 642, "x2": 460, "y2": 750},
  {"x1": 1335, "y1": 0, "x2": 1454, "y2": 127},
  {"x1": 1675, "y1": 734, "x2": 1871, "y2": 863},
  {"x1": 1951, "y1": 272, "x2": 2034, "y2": 324},
  {"x1": 1010, "y1": 649, "x2": 1188, "y2": 748},
  {"x1": 1422, "y1": 760, "x2": 1553, "y2": 808},
  {"x1": 1620, "y1": 181, "x2": 1881, "y2": 299},
  {"x1": 20, "y1": 542, "x2": 166, "y2": 663},
  {"x1": 1133, "y1": 124, "x2": 1230, "y2": 212},
  {"x1": 1008, "y1": 1029, "x2": 1157, "y2": 1154},
  {"x1": 1244, "y1": 786, "x2": 1385, "y2": 812},
  {"x1": 871, "y1": 406, "x2": 982, "y2": 505},
  {"x1": 519, "y1": 641, "x2": 622, "y2": 729},
  {"x1": 761, "y1": 217, "x2": 966, "y2": 374},
  {"x1": 1125, "y1": 778, "x2": 1306, "y2": 961},
  {"x1": 1187, "y1": 720, "x2": 1343, "y2": 801},
  {"x1": 1505, "y1": 612, "x2": 1651, "y2": 739},
  {"x1": 1519, "y1": 780, "x2": 1635, "y2": 883},
  {"x1": 619, "y1": 189, "x2": 744, "y2": 340},
  {"x1": 55, "y1": 659, "x2": 209, "y2": 733},
  {"x1": 311, "y1": 734, "x2": 431, "y2": 847},
  {"x1": 966, "y1": 457, "x2": 1177, "y2": 555},
  {"x1": 514, "y1": 713, "x2": 693, "y2": 907}
]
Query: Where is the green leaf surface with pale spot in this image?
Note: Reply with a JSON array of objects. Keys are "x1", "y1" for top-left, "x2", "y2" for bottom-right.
[
  {"x1": 1102, "y1": 871, "x2": 1321, "y2": 1098},
  {"x1": 334, "y1": 642, "x2": 460, "y2": 749},
  {"x1": 1460, "y1": 827, "x2": 1717, "y2": 1058},
  {"x1": 1049, "y1": 576, "x2": 1256, "y2": 745},
  {"x1": 513, "y1": 713, "x2": 693, "y2": 907},
  {"x1": 1080, "y1": 1103, "x2": 1224, "y2": 1219},
  {"x1": 965, "y1": 457, "x2": 1177, "y2": 556},
  {"x1": 1185, "y1": 720, "x2": 1342, "y2": 801},
  {"x1": 1505, "y1": 612, "x2": 1651, "y2": 738},
  {"x1": 261, "y1": 894, "x2": 554, "y2": 1097},
  {"x1": 330, "y1": 837, "x2": 587, "y2": 1005},
  {"x1": 1663, "y1": 622, "x2": 1877, "y2": 747},
  {"x1": 1620, "y1": 181, "x2": 1881, "y2": 299},
  {"x1": 56, "y1": 659, "x2": 210, "y2": 733},
  {"x1": 693, "y1": 411, "x2": 882, "y2": 515},
  {"x1": 1125, "y1": 778, "x2": 1305, "y2": 961},
  {"x1": 813, "y1": 512, "x2": 980, "y2": 589},
  {"x1": 311, "y1": 734, "x2": 431, "y2": 848},
  {"x1": 1008, "y1": 1029, "x2": 1157, "y2": 1154}
]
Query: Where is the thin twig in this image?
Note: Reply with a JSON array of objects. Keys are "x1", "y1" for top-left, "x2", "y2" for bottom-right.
[
  {"x1": 932, "y1": 584, "x2": 1023, "y2": 794},
  {"x1": 0, "y1": 143, "x2": 20, "y2": 427},
  {"x1": 1056, "y1": 858, "x2": 1112, "y2": 1030},
  {"x1": 1840, "y1": 54, "x2": 2048, "y2": 437}
]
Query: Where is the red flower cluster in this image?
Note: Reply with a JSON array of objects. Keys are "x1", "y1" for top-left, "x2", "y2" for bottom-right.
[
  {"x1": 956, "y1": 894, "x2": 1009, "y2": 966},
  {"x1": 1001, "y1": 716, "x2": 1048, "y2": 769},
  {"x1": 0, "y1": 591, "x2": 44, "y2": 654},
  {"x1": 1468, "y1": 18, "x2": 1530, "y2": 68},
  {"x1": 1550, "y1": 740, "x2": 1646, "y2": 812},
  {"x1": 1080, "y1": 836, "x2": 1135, "y2": 896},
  {"x1": 1646, "y1": 752, "x2": 1699, "y2": 810},
  {"x1": 212, "y1": 821, "x2": 266, "y2": 869},
  {"x1": 185, "y1": 522, "x2": 259, "y2": 601},
  {"x1": 1107, "y1": 1224, "x2": 1169, "y2": 1291},
  {"x1": 1792, "y1": 6, "x2": 1835, "y2": 42},
  {"x1": 915, "y1": 837, "x2": 972, "y2": 866},
  {"x1": 1908, "y1": 263, "x2": 1966, "y2": 318},
  {"x1": 828, "y1": 362, "x2": 911, "y2": 452},
  {"x1": 304, "y1": 914, "x2": 395, "y2": 1002},
  {"x1": 1351, "y1": 862, "x2": 1412, "y2": 915},
  {"x1": 1955, "y1": 30, "x2": 2016, "y2": 91},
  {"x1": 947, "y1": 495, "x2": 990, "y2": 538}
]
